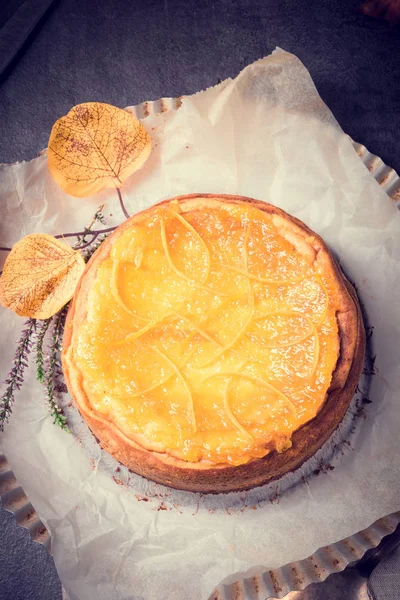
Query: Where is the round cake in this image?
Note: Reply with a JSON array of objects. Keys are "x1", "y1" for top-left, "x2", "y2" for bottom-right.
[{"x1": 62, "y1": 194, "x2": 365, "y2": 492}]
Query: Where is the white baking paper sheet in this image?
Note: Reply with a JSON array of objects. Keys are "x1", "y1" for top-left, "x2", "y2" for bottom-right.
[{"x1": 1, "y1": 49, "x2": 400, "y2": 600}]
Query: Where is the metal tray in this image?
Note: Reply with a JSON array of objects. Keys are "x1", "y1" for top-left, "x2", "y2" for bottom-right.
[{"x1": 1, "y1": 95, "x2": 400, "y2": 600}]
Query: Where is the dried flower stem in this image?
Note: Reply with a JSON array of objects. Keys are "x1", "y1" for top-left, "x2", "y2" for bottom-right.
[
  {"x1": 93, "y1": 208, "x2": 107, "y2": 225},
  {"x1": 0, "y1": 204, "x2": 115, "y2": 254},
  {"x1": 0, "y1": 227, "x2": 116, "y2": 254},
  {"x1": 87, "y1": 204, "x2": 106, "y2": 228},
  {"x1": 45, "y1": 307, "x2": 69, "y2": 431},
  {"x1": 74, "y1": 204, "x2": 111, "y2": 249},
  {"x1": 117, "y1": 188, "x2": 130, "y2": 220},
  {"x1": 57, "y1": 225, "x2": 117, "y2": 243},
  {"x1": 0, "y1": 319, "x2": 36, "y2": 430},
  {"x1": 35, "y1": 318, "x2": 52, "y2": 383},
  {"x1": 75, "y1": 231, "x2": 107, "y2": 251}
]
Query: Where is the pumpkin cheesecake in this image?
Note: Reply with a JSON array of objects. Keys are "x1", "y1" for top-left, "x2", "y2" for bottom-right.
[{"x1": 62, "y1": 194, "x2": 365, "y2": 492}]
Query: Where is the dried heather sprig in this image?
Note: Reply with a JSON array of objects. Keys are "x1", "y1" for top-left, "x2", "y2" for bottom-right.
[
  {"x1": 81, "y1": 233, "x2": 110, "y2": 262},
  {"x1": 93, "y1": 207, "x2": 106, "y2": 225},
  {"x1": 35, "y1": 318, "x2": 52, "y2": 383},
  {"x1": 75, "y1": 204, "x2": 107, "y2": 245},
  {"x1": 74, "y1": 204, "x2": 114, "y2": 252},
  {"x1": 0, "y1": 206, "x2": 112, "y2": 432},
  {"x1": 1, "y1": 204, "x2": 113, "y2": 255},
  {"x1": 0, "y1": 319, "x2": 36, "y2": 430},
  {"x1": 44, "y1": 306, "x2": 69, "y2": 431}
]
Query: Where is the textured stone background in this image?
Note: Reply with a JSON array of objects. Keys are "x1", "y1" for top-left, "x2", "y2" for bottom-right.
[{"x1": 0, "y1": 0, "x2": 399, "y2": 599}]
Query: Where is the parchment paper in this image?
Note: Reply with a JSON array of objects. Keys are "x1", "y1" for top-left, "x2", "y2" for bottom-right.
[{"x1": 1, "y1": 49, "x2": 400, "y2": 600}]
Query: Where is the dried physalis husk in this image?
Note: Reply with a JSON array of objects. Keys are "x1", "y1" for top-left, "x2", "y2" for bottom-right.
[
  {"x1": 0, "y1": 234, "x2": 85, "y2": 319},
  {"x1": 48, "y1": 102, "x2": 151, "y2": 197}
]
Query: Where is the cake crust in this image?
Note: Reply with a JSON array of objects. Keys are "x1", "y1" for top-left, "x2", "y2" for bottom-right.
[{"x1": 62, "y1": 194, "x2": 365, "y2": 493}]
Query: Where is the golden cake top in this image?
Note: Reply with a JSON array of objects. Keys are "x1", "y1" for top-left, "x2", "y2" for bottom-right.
[{"x1": 73, "y1": 199, "x2": 340, "y2": 465}]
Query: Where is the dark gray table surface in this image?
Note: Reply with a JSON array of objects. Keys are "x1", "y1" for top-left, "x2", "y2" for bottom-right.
[{"x1": 0, "y1": 1, "x2": 399, "y2": 599}]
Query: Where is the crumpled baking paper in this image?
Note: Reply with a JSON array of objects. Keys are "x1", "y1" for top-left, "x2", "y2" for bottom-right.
[{"x1": 1, "y1": 49, "x2": 400, "y2": 600}]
